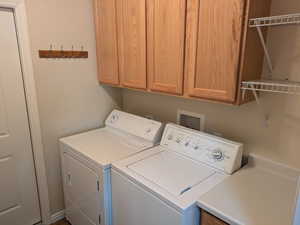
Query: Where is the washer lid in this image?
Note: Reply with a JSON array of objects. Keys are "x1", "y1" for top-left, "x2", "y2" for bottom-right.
[
  {"x1": 60, "y1": 128, "x2": 154, "y2": 168},
  {"x1": 127, "y1": 151, "x2": 216, "y2": 196}
]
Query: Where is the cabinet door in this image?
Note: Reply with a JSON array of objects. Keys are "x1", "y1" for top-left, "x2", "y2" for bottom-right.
[
  {"x1": 147, "y1": 0, "x2": 186, "y2": 95},
  {"x1": 185, "y1": 0, "x2": 245, "y2": 102},
  {"x1": 94, "y1": 0, "x2": 119, "y2": 85},
  {"x1": 117, "y1": 0, "x2": 147, "y2": 89}
]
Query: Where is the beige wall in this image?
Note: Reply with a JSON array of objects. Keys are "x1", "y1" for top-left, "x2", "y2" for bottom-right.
[
  {"x1": 22, "y1": 0, "x2": 300, "y2": 216},
  {"x1": 123, "y1": 0, "x2": 300, "y2": 170},
  {"x1": 24, "y1": 0, "x2": 122, "y2": 214}
]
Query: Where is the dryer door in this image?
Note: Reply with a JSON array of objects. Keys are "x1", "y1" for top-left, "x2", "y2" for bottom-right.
[{"x1": 63, "y1": 153, "x2": 103, "y2": 225}]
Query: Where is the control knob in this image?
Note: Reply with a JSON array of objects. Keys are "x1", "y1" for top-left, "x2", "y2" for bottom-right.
[
  {"x1": 110, "y1": 114, "x2": 119, "y2": 123},
  {"x1": 167, "y1": 134, "x2": 173, "y2": 140},
  {"x1": 146, "y1": 128, "x2": 152, "y2": 134},
  {"x1": 212, "y1": 150, "x2": 224, "y2": 161}
]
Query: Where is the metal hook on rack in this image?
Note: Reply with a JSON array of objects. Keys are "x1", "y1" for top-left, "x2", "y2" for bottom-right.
[
  {"x1": 71, "y1": 45, "x2": 74, "y2": 58},
  {"x1": 61, "y1": 45, "x2": 66, "y2": 58}
]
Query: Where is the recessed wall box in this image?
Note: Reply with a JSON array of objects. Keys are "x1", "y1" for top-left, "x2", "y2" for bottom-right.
[{"x1": 177, "y1": 110, "x2": 205, "y2": 131}]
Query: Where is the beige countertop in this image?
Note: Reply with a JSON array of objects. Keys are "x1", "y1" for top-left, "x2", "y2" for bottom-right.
[{"x1": 197, "y1": 155, "x2": 300, "y2": 225}]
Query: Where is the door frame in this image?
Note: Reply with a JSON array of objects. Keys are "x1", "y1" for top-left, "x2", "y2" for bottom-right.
[{"x1": 0, "y1": 1, "x2": 51, "y2": 224}]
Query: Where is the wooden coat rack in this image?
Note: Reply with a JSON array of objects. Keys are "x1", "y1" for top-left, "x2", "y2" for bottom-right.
[{"x1": 39, "y1": 45, "x2": 88, "y2": 59}]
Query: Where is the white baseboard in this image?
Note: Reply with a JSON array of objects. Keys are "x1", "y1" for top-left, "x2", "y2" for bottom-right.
[{"x1": 51, "y1": 210, "x2": 65, "y2": 224}]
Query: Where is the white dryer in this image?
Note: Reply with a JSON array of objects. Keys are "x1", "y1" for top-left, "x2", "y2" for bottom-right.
[
  {"x1": 111, "y1": 123, "x2": 243, "y2": 225},
  {"x1": 59, "y1": 110, "x2": 163, "y2": 225}
]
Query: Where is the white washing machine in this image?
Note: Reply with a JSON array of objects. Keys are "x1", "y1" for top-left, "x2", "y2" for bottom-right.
[
  {"x1": 59, "y1": 110, "x2": 163, "y2": 225},
  {"x1": 111, "y1": 123, "x2": 243, "y2": 225}
]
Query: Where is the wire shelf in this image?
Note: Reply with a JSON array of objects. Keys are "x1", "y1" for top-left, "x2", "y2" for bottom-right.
[
  {"x1": 249, "y1": 13, "x2": 300, "y2": 27},
  {"x1": 241, "y1": 80, "x2": 300, "y2": 95}
]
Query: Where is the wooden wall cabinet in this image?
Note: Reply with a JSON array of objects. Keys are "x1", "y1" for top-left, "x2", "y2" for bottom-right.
[
  {"x1": 147, "y1": 0, "x2": 186, "y2": 95},
  {"x1": 185, "y1": 0, "x2": 245, "y2": 103},
  {"x1": 201, "y1": 210, "x2": 228, "y2": 225},
  {"x1": 94, "y1": 0, "x2": 119, "y2": 85},
  {"x1": 117, "y1": 0, "x2": 147, "y2": 89},
  {"x1": 94, "y1": 0, "x2": 271, "y2": 104},
  {"x1": 94, "y1": 0, "x2": 147, "y2": 89}
]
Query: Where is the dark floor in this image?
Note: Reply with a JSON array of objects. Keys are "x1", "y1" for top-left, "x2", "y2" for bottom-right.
[{"x1": 51, "y1": 219, "x2": 71, "y2": 225}]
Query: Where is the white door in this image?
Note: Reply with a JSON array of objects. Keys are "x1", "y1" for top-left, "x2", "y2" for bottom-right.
[{"x1": 0, "y1": 8, "x2": 41, "y2": 225}]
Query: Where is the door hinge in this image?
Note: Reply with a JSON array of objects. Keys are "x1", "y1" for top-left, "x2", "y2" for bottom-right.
[
  {"x1": 97, "y1": 180, "x2": 100, "y2": 191},
  {"x1": 98, "y1": 214, "x2": 101, "y2": 224}
]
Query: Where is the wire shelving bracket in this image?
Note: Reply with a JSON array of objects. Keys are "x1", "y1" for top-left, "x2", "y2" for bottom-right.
[
  {"x1": 241, "y1": 80, "x2": 300, "y2": 97},
  {"x1": 241, "y1": 14, "x2": 300, "y2": 126},
  {"x1": 249, "y1": 13, "x2": 300, "y2": 73},
  {"x1": 249, "y1": 13, "x2": 300, "y2": 27},
  {"x1": 242, "y1": 13, "x2": 300, "y2": 101}
]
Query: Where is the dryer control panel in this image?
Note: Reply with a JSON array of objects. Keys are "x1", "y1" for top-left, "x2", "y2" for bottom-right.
[
  {"x1": 105, "y1": 110, "x2": 163, "y2": 143},
  {"x1": 161, "y1": 124, "x2": 243, "y2": 174}
]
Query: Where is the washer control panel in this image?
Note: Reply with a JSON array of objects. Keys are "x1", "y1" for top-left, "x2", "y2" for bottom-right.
[
  {"x1": 105, "y1": 110, "x2": 163, "y2": 143},
  {"x1": 161, "y1": 124, "x2": 243, "y2": 174}
]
